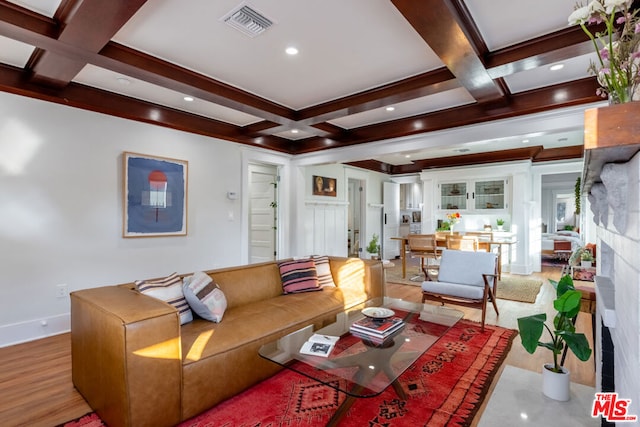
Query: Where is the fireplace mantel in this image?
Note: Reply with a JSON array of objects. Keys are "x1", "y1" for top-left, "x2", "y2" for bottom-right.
[{"x1": 582, "y1": 102, "x2": 640, "y2": 194}]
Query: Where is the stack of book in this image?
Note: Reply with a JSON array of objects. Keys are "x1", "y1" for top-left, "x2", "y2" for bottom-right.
[{"x1": 349, "y1": 316, "x2": 405, "y2": 345}]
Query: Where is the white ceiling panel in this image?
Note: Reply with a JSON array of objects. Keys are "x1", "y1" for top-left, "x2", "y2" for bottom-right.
[
  {"x1": 329, "y1": 87, "x2": 476, "y2": 129},
  {"x1": 504, "y1": 52, "x2": 597, "y2": 94},
  {"x1": 73, "y1": 65, "x2": 263, "y2": 127},
  {"x1": 6, "y1": 0, "x2": 62, "y2": 17},
  {"x1": 113, "y1": 0, "x2": 443, "y2": 110},
  {"x1": 463, "y1": 0, "x2": 578, "y2": 50},
  {"x1": 0, "y1": 35, "x2": 35, "y2": 68}
]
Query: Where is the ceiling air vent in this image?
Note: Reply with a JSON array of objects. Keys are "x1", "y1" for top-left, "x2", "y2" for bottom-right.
[{"x1": 222, "y1": 3, "x2": 273, "y2": 38}]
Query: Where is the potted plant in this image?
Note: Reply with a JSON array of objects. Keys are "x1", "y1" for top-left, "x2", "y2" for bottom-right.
[
  {"x1": 580, "y1": 250, "x2": 594, "y2": 268},
  {"x1": 366, "y1": 233, "x2": 381, "y2": 260},
  {"x1": 496, "y1": 218, "x2": 505, "y2": 231},
  {"x1": 517, "y1": 275, "x2": 592, "y2": 401}
]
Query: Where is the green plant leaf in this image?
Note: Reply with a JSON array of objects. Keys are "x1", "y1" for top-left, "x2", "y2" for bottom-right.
[
  {"x1": 555, "y1": 274, "x2": 575, "y2": 298},
  {"x1": 553, "y1": 290, "x2": 581, "y2": 315},
  {"x1": 558, "y1": 331, "x2": 592, "y2": 361},
  {"x1": 517, "y1": 314, "x2": 546, "y2": 354}
]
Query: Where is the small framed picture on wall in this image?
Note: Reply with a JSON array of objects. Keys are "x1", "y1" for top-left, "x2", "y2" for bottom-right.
[{"x1": 312, "y1": 175, "x2": 337, "y2": 197}]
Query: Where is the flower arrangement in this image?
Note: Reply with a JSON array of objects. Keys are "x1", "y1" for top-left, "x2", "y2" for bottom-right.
[
  {"x1": 446, "y1": 212, "x2": 461, "y2": 226},
  {"x1": 568, "y1": 0, "x2": 640, "y2": 103}
]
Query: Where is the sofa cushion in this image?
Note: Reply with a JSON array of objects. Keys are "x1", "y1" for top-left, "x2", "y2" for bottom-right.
[
  {"x1": 180, "y1": 287, "x2": 345, "y2": 365},
  {"x1": 422, "y1": 280, "x2": 485, "y2": 300},
  {"x1": 135, "y1": 272, "x2": 193, "y2": 324},
  {"x1": 183, "y1": 271, "x2": 227, "y2": 322},
  {"x1": 313, "y1": 255, "x2": 336, "y2": 287},
  {"x1": 278, "y1": 259, "x2": 320, "y2": 293}
]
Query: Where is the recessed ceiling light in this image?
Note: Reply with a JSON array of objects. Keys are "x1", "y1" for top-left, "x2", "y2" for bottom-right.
[
  {"x1": 183, "y1": 96, "x2": 194, "y2": 102},
  {"x1": 116, "y1": 77, "x2": 131, "y2": 85},
  {"x1": 285, "y1": 46, "x2": 298, "y2": 55},
  {"x1": 522, "y1": 139, "x2": 530, "y2": 143},
  {"x1": 405, "y1": 154, "x2": 411, "y2": 158},
  {"x1": 549, "y1": 63, "x2": 564, "y2": 71},
  {"x1": 291, "y1": 129, "x2": 299, "y2": 134},
  {"x1": 386, "y1": 106, "x2": 395, "y2": 112}
]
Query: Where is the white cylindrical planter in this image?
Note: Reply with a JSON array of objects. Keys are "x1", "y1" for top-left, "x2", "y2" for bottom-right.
[
  {"x1": 581, "y1": 261, "x2": 592, "y2": 268},
  {"x1": 542, "y1": 364, "x2": 570, "y2": 401}
]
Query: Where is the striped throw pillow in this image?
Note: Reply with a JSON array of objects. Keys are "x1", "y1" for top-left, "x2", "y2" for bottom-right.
[
  {"x1": 313, "y1": 255, "x2": 336, "y2": 287},
  {"x1": 279, "y1": 259, "x2": 320, "y2": 294},
  {"x1": 183, "y1": 271, "x2": 227, "y2": 322},
  {"x1": 135, "y1": 272, "x2": 193, "y2": 325}
]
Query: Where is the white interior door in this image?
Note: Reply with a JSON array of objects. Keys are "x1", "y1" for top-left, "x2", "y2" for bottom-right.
[
  {"x1": 383, "y1": 182, "x2": 400, "y2": 259},
  {"x1": 249, "y1": 164, "x2": 278, "y2": 263}
]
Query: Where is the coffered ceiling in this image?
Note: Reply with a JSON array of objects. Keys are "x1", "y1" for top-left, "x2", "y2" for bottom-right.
[{"x1": 0, "y1": 0, "x2": 617, "y2": 174}]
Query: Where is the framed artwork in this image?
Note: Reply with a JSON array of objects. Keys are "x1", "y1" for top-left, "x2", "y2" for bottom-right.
[
  {"x1": 412, "y1": 211, "x2": 421, "y2": 223},
  {"x1": 123, "y1": 152, "x2": 188, "y2": 237},
  {"x1": 312, "y1": 175, "x2": 337, "y2": 197}
]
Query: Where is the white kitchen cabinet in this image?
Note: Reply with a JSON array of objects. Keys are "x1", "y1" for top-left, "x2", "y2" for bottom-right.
[
  {"x1": 400, "y1": 183, "x2": 423, "y2": 209},
  {"x1": 439, "y1": 179, "x2": 509, "y2": 212}
]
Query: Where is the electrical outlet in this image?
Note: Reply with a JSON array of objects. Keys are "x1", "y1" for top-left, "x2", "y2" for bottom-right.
[{"x1": 56, "y1": 284, "x2": 68, "y2": 298}]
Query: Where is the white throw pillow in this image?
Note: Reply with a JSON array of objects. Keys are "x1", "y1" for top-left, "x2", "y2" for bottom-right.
[
  {"x1": 183, "y1": 271, "x2": 227, "y2": 322},
  {"x1": 136, "y1": 272, "x2": 193, "y2": 325}
]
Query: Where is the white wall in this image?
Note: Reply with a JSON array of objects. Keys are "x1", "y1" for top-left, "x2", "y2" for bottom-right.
[
  {"x1": 592, "y1": 152, "x2": 640, "y2": 417},
  {"x1": 290, "y1": 163, "x2": 388, "y2": 258},
  {"x1": 0, "y1": 91, "x2": 288, "y2": 346}
]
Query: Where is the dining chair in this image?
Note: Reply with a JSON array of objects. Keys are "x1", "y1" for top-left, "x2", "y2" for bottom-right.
[
  {"x1": 407, "y1": 234, "x2": 441, "y2": 281},
  {"x1": 446, "y1": 235, "x2": 478, "y2": 251}
]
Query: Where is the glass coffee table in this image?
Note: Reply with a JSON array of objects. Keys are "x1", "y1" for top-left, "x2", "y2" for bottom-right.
[{"x1": 258, "y1": 298, "x2": 463, "y2": 426}]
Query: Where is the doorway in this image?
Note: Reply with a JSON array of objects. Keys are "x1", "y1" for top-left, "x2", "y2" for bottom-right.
[
  {"x1": 248, "y1": 164, "x2": 278, "y2": 263},
  {"x1": 348, "y1": 178, "x2": 364, "y2": 257}
]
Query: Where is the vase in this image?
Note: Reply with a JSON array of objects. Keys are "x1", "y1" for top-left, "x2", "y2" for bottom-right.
[
  {"x1": 608, "y1": 86, "x2": 636, "y2": 104},
  {"x1": 542, "y1": 364, "x2": 570, "y2": 401},
  {"x1": 581, "y1": 261, "x2": 592, "y2": 268}
]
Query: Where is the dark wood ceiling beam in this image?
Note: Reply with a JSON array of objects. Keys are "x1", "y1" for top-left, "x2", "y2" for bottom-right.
[
  {"x1": 392, "y1": 146, "x2": 544, "y2": 174},
  {"x1": 295, "y1": 69, "x2": 459, "y2": 125},
  {"x1": 348, "y1": 145, "x2": 584, "y2": 175},
  {"x1": 290, "y1": 78, "x2": 600, "y2": 154},
  {"x1": 0, "y1": 63, "x2": 289, "y2": 153},
  {"x1": 0, "y1": 4, "x2": 326, "y2": 135},
  {"x1": 391, "y1": 0, "x2": 505, "y2": 103},
  {"x1": 28, "y1": 0, "x2": 148, "y2": 87},
  {"x1": 532, "y1": 145, "x2": 584, "y2": 162},
  {"x1": 486, "y1": 26, "x2": 601, "y2": 79},
  {"x1": 344, "y1": 160, "x2": 394, "y2": 174},
  {"x1": 0, "y1": 1, "x2": 58, "y2": 40}
]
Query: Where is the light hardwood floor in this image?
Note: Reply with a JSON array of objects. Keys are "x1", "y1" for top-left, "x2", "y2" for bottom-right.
[{"x1": 0, "y1": 265, "x2": 595, "y2": 427}]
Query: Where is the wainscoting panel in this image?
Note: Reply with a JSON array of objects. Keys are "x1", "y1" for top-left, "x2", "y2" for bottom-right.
[{"x1": 303, "y1": 202, "x2": 348, "y2": 257}]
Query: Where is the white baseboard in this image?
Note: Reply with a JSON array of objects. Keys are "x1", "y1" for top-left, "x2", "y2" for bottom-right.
[
  {"x1": 509, "y1": 262, "x2": 533, "y2": 276},
  {"x1": 0, "y1": 313, "x2": 70, "y2": 348}
]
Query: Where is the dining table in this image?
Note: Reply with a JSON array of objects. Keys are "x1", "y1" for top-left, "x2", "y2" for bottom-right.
[{"x1": 390, "y1": 233, "x2": 517, "y2": 279}]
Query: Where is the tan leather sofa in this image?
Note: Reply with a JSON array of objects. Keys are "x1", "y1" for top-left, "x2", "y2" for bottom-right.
[{"x1": 71, "y1": 257, "x2": 384, "y2": 427}]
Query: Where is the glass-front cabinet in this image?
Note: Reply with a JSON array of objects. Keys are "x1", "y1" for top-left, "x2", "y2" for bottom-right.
[
  {"x1": 440, "y1": 182, "x2": 467, "y2": 210},
  {"x1": 439, "y1": 179, "x2": 508, "y2": 211},
  {"x1": 474, "y1": 180, "x2": 505, "y2": 210}
]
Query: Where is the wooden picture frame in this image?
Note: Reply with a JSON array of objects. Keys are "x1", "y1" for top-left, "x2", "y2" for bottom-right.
[
  {"x1": 312, "y1": 175, "x2": 337, "y2": 197},
  {"x1": 123, "y1": 152, "x2": 188, "y2": 237}
]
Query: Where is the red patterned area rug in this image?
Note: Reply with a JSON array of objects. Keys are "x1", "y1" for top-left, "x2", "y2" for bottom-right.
[{"x1": 62, "y1": 320, "x2": 516, "y2": 427}]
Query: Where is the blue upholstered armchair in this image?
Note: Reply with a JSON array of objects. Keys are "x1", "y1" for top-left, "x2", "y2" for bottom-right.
[{"x1": 421, "y1": 249, "x2": 499, "y2": 331}]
